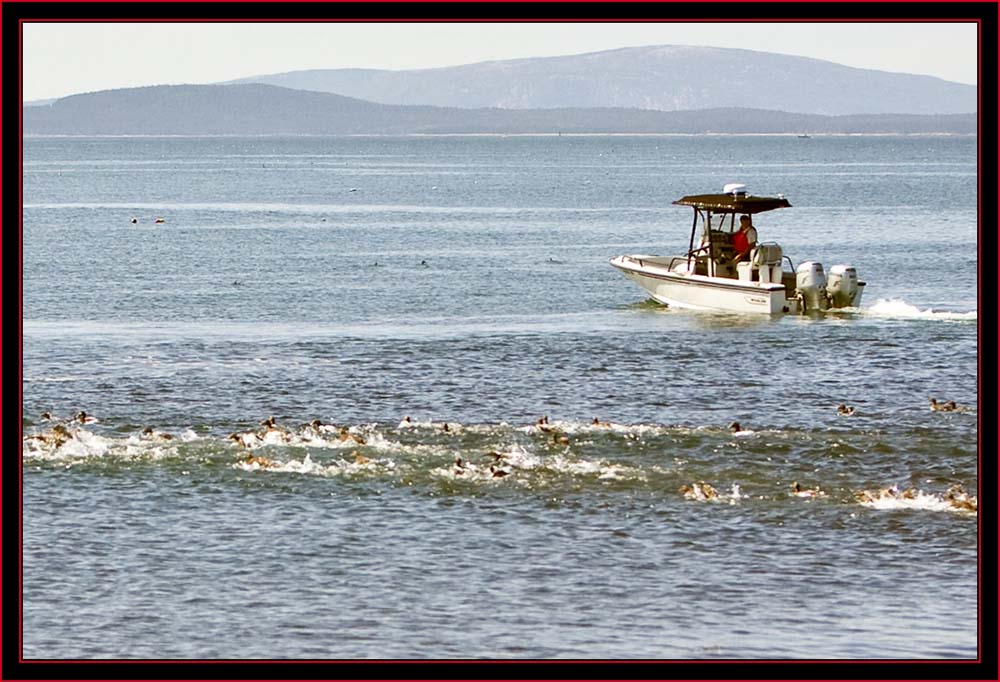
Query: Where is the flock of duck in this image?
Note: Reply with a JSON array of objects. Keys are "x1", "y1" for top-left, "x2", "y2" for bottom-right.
[
  {"x1": 23, "y1": 400, "x2": 976, "y2": 514},
  {"x1": 854, "y1": 483, "x2": 978, "y2": 513},
  {"x1": 676, "y1": 479, "x2": 976, "y2": 513},
  {"x1": 831, "y1": 397, "x2": 970, "y2": 417},
  {"x1": 22, "y1": 411, "x2": 98, "y2": 448}
]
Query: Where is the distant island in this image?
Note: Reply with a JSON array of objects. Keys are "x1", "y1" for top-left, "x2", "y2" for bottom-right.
[
  {"x1": 23, "y1": 84, "x2": 976, "y2": 136},
  {"x1": 221, "y1": 45, "x2": 976, "y2": 116},
  {"x1": 24, "y1": 46, "x2": 976, "y2": 136}
]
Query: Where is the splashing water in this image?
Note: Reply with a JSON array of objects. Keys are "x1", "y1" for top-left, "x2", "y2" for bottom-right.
[{"x1": 864, "y1": 298, "x2": 977, "y2": 321}]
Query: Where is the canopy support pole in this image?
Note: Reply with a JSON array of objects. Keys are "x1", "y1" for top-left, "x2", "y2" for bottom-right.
[{"x1": 687, "y1": 208, "x2": 699, "y2": 271}]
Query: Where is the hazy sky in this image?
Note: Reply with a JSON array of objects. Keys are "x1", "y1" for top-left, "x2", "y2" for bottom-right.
[{"x1": 22, "y1": 21, "x2": 979, "y2": 101}]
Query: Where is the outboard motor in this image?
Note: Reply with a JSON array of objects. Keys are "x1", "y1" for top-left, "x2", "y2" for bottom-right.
[
  {"x1": 795, "y1": 261, "x2": 829, "y2": 312},
  {"x1": 826, "y1": 265, "x2": 862, "y2": 308}
]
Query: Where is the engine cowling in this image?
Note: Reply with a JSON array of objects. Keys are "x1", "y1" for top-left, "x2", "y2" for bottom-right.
[
  {"x1": 795, "y1": 261, "x2": 829, "y2": 312},
  {"x1": 826, "y1": 264, "x2": 862, "y2": 308}
]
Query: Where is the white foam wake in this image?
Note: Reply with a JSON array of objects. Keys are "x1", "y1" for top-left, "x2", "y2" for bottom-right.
[{"x1": 863, "y1": 298, "x2": 976, "y2": 321}]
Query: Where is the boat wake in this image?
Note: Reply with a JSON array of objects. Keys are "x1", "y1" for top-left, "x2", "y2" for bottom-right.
[{"x1": 862, "y1": 298, "x2": 976, "y2": 321}]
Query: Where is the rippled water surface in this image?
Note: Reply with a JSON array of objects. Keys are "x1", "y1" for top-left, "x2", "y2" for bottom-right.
[{"x1": 22, "y1": 135, "x2": 979, "y2": 659}]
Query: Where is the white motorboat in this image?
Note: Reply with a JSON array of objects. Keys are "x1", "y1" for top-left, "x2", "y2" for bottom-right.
[{"x1": 610, "y1": 184, "x2": 865, "y2": 314}]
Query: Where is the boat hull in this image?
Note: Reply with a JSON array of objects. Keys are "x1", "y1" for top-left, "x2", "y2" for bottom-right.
[{"x1": 610, "y1": 255, "x2": 791, "y2": 314}]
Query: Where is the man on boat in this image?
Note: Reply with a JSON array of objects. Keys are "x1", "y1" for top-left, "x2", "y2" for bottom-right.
[{"x1": 729, "y1": 215, "x2": 757, "y2": 266}]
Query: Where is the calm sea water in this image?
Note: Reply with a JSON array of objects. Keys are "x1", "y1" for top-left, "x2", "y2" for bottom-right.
[{"x1": 21, "y1": 134, "x2": 979, "y2": 660}]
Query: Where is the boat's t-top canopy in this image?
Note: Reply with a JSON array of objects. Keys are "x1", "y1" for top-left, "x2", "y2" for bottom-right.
[
  {"x1": 672, "y1": 185, "x2": 792, "y2": 277},
  {"x1": 672, "y1": 193, "x2": 791, "y2": 214}
]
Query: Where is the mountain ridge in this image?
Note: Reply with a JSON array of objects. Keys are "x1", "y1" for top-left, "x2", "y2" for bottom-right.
[
  {"x1": 222, "y1": 45, "x2": 976, "y2": 115},
  {"x1": 23, "y1": 83, "x2": 975, "y2": 136}
]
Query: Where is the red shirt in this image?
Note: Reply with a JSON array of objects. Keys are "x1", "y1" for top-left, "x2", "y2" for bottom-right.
[{"x1": 733, "y1": 229, "x2": 749, "y2": 254}]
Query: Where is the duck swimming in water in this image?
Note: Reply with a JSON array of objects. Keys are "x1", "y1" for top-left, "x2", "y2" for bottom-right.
[
  {"x1": 791, "y1": 481, "x2": 826, "y2": 498},
  {"x1": 729, "y1": 421, "x2": 755, "y2": 435},
  {"x1": 854, "y1": 488, "x2": 882, "y2": 504},
  {"x1": 228, "y1": 430, "x2": 262, "y2": 449},
  {"x1": 945, "y1": 484, "x2": 977, "y2": 512},
  {"x1": 302, "y1": 419, "x2": 337, "y2": 437},
  {"x1": 141, "y1": 426, "x2": 174, "y2": 441},
  {"x1": 24, "y1": 424, "x2": 73, "y2": 448},
  {"x1": 837, "y1": 404, "x2": 856, "y2": 416},
  {"x1": 23, "y1": 433, "x2": 52, "y2": 447},
  {"x1": 241, "y1": 453, "x2": 276, "y2": 468},
  {"x1": 930, "y1": 398, "x2": 968, "y2": 412},
  {"x1": 680, "y1": 482, "x2": 719, "y2": 501},
  {"x1": 258, "y1": 418, "x2": 291, "y2": 444},
  {"x1": 489, "y1": 465, "x2": 510, "y2": 478},
  {"x1": 74, "y1": 411, "x2": 97, "y2": 425},
  {"x1": 47, "y1": 424, "x2": 76, "y2": 446},
  {"x1": 338, "y1": 427, "x2": 366, "y2": 445},
  {"x1": 854, "y1": 485, "x2": 917, "y2": 504},
  {"x1": 536, "y1": 416, "x2": 555, "y2": 433}
]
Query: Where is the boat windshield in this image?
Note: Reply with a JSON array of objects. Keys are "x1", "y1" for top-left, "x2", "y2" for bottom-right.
[{"x1": 709, "y1": 213, "x2": 737, "y2": 233}]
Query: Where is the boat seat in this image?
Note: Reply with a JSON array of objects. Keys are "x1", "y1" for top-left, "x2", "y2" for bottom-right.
[
  {"x1": 751, "y1": 243, "x2": 783, "y2": 283},
  {"x1": 751, "y1": 243, "x2": 783, "y2": 267}
]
